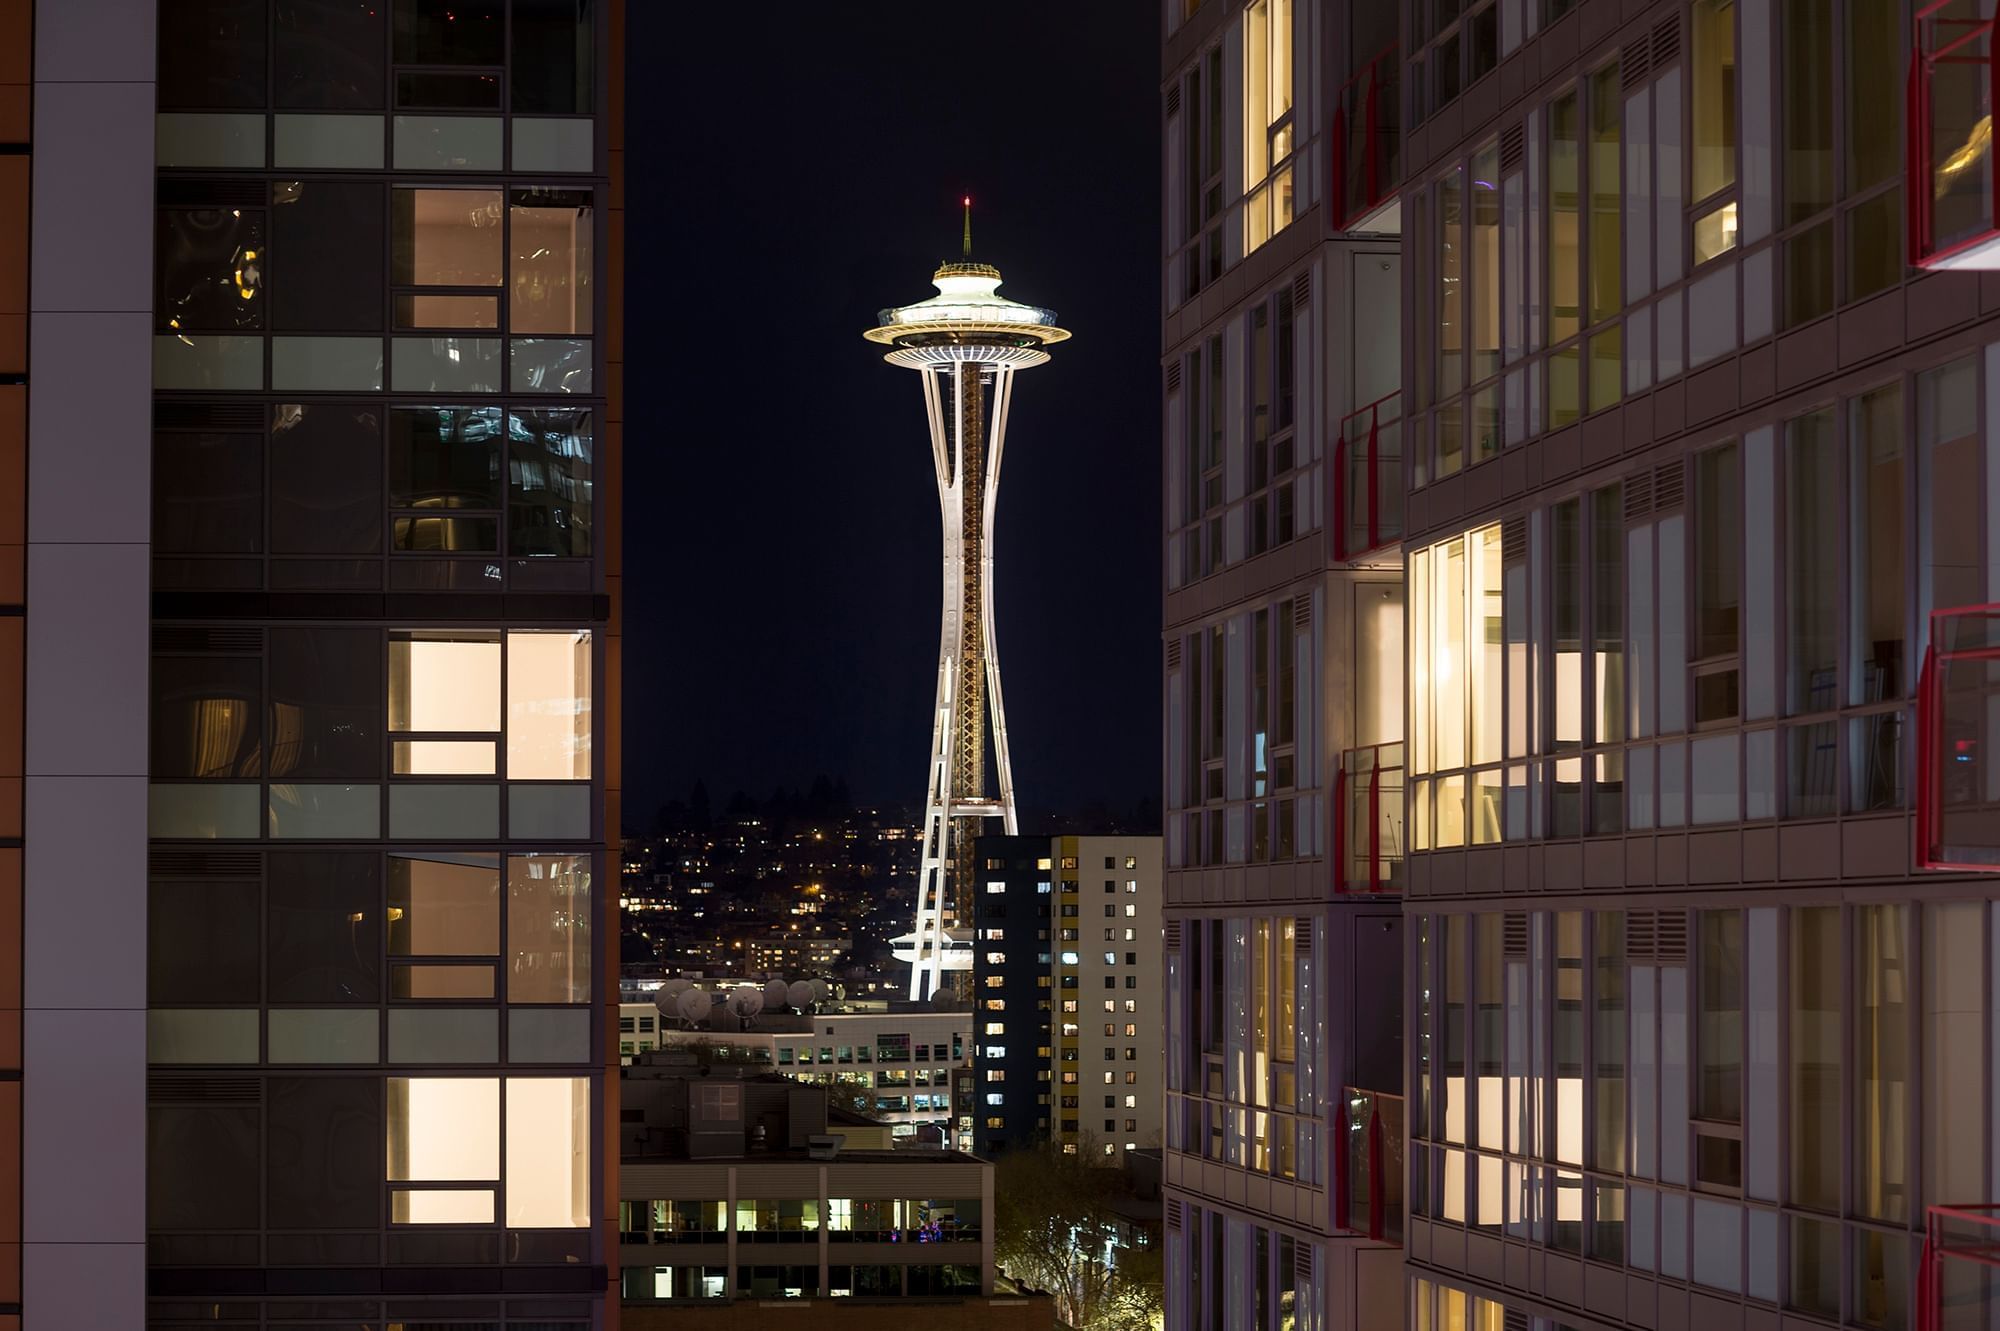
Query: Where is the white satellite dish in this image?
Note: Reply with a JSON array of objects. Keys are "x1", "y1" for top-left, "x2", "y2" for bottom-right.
[
  {"x1": 786, "y1": 980, "x2": 814, "y2": 1011},
  {"x1": 810, "y1": 978, "x2": 830, "y2": 1002},
  {"x1": 662, "y1": 977, "x2": 692, "y2": 996},
  {"x1": 727, "y1": 985, "x2": 764, "y2": 1020},
  {"x1": 762, "y1": 978, "x2": 790, "y2": 1009},
  {"x1": 676, "y1": 988, "x2": 709, "y2": 1026}
]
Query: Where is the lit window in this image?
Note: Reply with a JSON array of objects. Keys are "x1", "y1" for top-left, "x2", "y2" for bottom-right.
[
  {"x1": 1241, "y1": 0, "x2": 1296, "y2": 252},
  {"x1": 507, "y1": 630, "x2": 593, "y2": 779},
  {"x1": 1124, "y1": 857, "x2": 1137, "y2": 870},
  {"x1": 505, "y1": 1077, "x2": 589, "y2": 1228}
]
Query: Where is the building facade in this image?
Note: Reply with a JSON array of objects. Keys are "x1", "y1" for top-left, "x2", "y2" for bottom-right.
[
  {"x1": 1159, "y1": 2, "x2": 1408, "y2": 1330},
  {"x1": 1, "y1": 1, "x2": 621, "y2": 1326},
  {"x1": 1397, "y1": 2, "x2": 2000, "y2": 1330},
  {"x1": 972, "y1": 834, "x2": 1164, "y2": 1161}
]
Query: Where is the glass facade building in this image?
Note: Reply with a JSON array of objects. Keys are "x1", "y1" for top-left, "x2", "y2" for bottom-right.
[{"x1": 3, "y1": 0, "x2": 623, "y2": 1326}]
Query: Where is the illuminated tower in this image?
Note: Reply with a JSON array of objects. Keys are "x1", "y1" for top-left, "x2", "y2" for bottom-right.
[{"x1": 865, "y1": 205, "x2": 1069, "y2": 1000}]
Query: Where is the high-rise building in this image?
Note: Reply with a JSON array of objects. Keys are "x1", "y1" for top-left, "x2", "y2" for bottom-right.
[
  {"x1": 864, "y1": 237, "x2": 1069, "y2": 1001},
  {"x1": 1162, "y1": 3, "x2": 2000, "y2": 1331},
  {"x1": 2, "y1": 2, "x2": 623, "y2": 1326},
  {"x1": 1157, "y1": 2, "x2": 1407, "y2": 1329},
  {"x1": 972, "y1": 834, "x2": 1163, "y2": 1162}
]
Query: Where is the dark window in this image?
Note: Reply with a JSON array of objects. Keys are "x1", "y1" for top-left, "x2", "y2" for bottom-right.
[
  {"x1": 151, "y1": 655, "x2": 262, "y2": 778},
  {"x1": 267, "y1": 1076, "x2": 382, "y2": 1227},
  {"x1": 271, "y1": 404, "x2": 383, "y2": 554},
  {"x1": 157, "y1": 209, "x2": 265, "y2": 333},
  {"x1": 391, "y1": 406, "x2": 502, "y2": 552},
  {"x1": 393, "y1": 0, "x2": 504, "y2": 65},
  {"x1": 267, "y1": 851, "x2": 382, "y2": 1003},
  {"x1": 157, "y1": 0, "x2": 265, "y2": 109},
  {"x1": 396, "y1": 71, "x2": 502, "y2": 109},
  {"x1": 149, "y1": 879, "x2": 261, "y2": 1003},
  {"x1": 511, "y1": 0, "x2": 594, "y2": 113},
  {"x1": 274, "y1": 0, "x2": 386, "y2": 109},
  {"x1": 509, "y1": 408, "x2": 592, "y2": 556},
  {"x1": 149, "y1": 1105, "x2": 260, "y2": 1230},
  {"x1": 153, "y1": 430, "x2": 261, "y2": 554},
  {"x1": 271, "y1": 181, "x2": 386, "y2": 332},
  {"x1": 268, "y1": 627, "x2": 382, "y2": 779}
]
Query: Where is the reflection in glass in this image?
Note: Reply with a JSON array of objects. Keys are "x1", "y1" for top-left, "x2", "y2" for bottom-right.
[
  {"x1": 157, "y1": 209, "x2": 264, "y2": 333},
  {"x1": 508, "y1": 854, "x2": 593, "y2": 1003},
  {"x1": 1855, "y1": 904, "x2": 1908, "y2": 1223},
  {"x1": 511, "y1": 190, "x2": 594, "y2": 334},
  {"x1": 393, "y1": 189, "x2": 504, "y2": 287},
  {"x1": 510, "y1": 409, "x2": 595, "y2": 557},
  {"x1": 389, "y1": 632, "x2": 502, "y2": 733}
]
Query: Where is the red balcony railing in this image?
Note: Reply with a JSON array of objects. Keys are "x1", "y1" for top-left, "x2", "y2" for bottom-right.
[
  {"x1": 1909, "y1": 2, "x2": 2000, "y2": 269},
  {"x1": 1916, "y1": 603, "x2": 2000, "y2": 871},
  {"x1": 1336, "y1": 743, "x2": 1405, "y2": 893},
  {"x1": 1336, "y1": 1088, "x2": 1404, "y2": 1243},
  {"x1": 1331, "y1": 43, "x2": 1401, "y2": 231},
  {"x1": 1333, "y1": 391, "x2": 1404, "y2": 561},
  {"x1": 1921, "y1": 1203, "x2": 2000, "y2": 1331}
]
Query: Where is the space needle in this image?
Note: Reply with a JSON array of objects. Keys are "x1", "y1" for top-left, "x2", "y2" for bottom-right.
[{"x1": 864, "y1": 202, "x2": 1069, "y2": 1000}]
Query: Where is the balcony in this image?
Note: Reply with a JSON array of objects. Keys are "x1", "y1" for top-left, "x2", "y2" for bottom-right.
[
  {"x1": 1331, "y1": 43, "x2": 1401, "y2": 232},
  {"x1": 1909, "y1": 2, "x2": 2000, "y2": 269},
  {"x1": 1336, "y1": 743, "x2": 1405, "y2": 893},
  {"x1": 1338, "y1": 1087, "x2": 1404, "y2": 1243},
  {"x1": 1917, "y1": 603, "x2": 2000, "y2": 870},
  {"x1": 1333, "y1": 391, "x2": 1405, "y2": 561},
  {"x1": 1923, "y1": 1203, "x2": 2000, "y2": 1331}
]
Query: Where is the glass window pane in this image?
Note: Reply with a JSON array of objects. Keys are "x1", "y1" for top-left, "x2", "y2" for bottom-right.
[
  {"x1": 269, "y1": 1076, "x2": 381, "y2": 1227},
  {"x1": 513, "y1": 118, "x2": 594, "y2": 173},
  {"x1": 388, "y1": 783, "x2": 500, "y2": 840},
  {"x1": 1694, "y1": 444, "x2": 1740, "y2": 660},
  {"x1": 387, "y1": 1076, "x2": 500, "y2": 1181},
  {"x1": 1588, "y1": 64, "x2": 1621, "y2": 324},
  {"x1": 393, "y1": 964, "x2": 495, "y2": 999},
  {"x1": 393, "y1": 1189, "x2": 494, "y2": 1224},
  {"x1": 1849, "y1": 385, "x2": 1905, "y2": 703},
  {"x1": 389, "y1": 1008, "x2": 497, "y2": 1062},
  {"x1": 269, "y1": 1008, "x2": 379, "y2": 1063},
  {"x1": 507, "y1": 631, "x2": 592, "y2": 779},
  {"x1": 1550, "y1": 91, "x2": 1581, "y2": 341},
  {"x1": 1790, "y1": 1215, "x2": 1841, "y2": 1315},
  {"x1": 390, "y1": 406, "x2": 502, "y2": 517},
  {"x1": 511, "y1": 0, "x2": 593, "y2": 114},
  {"x1": 1780, "y1": 0, "x2": 1833, "y2": 223},
  {"x1": 271, "y1": 336, "x2": 384, "y2": 392},
  {"x1": 1918, "y1": 356, "x2": 1982, "y2": 617},
  {"x1": 391, "y1": 336, "x2": 505, "y2": 393},
  {"x1": 509, "y1": 783, "x2": 592, "y2": 839},
  {"x1": 397, "y1": 71, "x2": 501, "y2": 109},
  {"x1": 268, "y1": 781, "x2": 380, "y2": 838},
  {"x1": 510, "y1": 190, "x2": 594, "y2": 335},
  {"x1": 394, "y1": 189, "x2": 503, "y2": 287},
  {"x1": 156, "y1": 208, "x2": 264, "y2": 333},
  {"x1": 392, "y1": 739, "x2": 496, "y2": 775},
  {"x1": 148, "y1": 1008, "x2": 259, "y2": 1064},
  {"x1": 1786, "y1": 721, "x2": 1838, "y2": 818},
  {"x1": 389, "y1": 852, "x2": 499, "y2": 956},
  {"x1": 158, "y1": 0, "x2": 265, "y2": 109},
  {"x1": 393, "y1": 0, "x2": 503, "y2": 64},
  {"x1": 156, "y1": 112, "x2": 265, "y2": 169},
  {"x1": 153, "y1": 430, "x2": 261, "y2": 556},
  {"x1": 276, "y1": 0, "x2": 385, "y2": 109},
  {"x1": 1785, "y1": 410, "x2": 1837, "y2": 713},
  {"x1": 510, "y1": 409, "x2": 593, "y2": 558},
  {"x1": 150, "y1": 880, "x2": 260, "y2": 1003},
  {"x1": 508, "y1": 853, "x2": 593, "y2": 1003},
  {"x1": 1691, "y1": 0, "x2": 1736, "y2": 201},
  {"x1": 272, "y1": 180, "x2": 386, "y2": 332},
  {"x1": 1855, "y1": 904, "x2": 1909, "y2": 1222},
  {"x1": 1438, "y1": 167, "x2": 1464, "y2": 397},
  {"x1": 1845, "y1": 0, "x2": 1900, "y2": 191},
  {"x1": 151, "y1": 656, "x2": 261, "y2": 778},
  {"x1": 389, "y1": 632, "x2": 501, "y2": 732},
  {"x1": 1697, "y1": 910, "x2": 1743, "y2": 1123},
  {"x1": 509, "y1": 1008, "x2": 591, "y2": 1063},
  {"x1": 392, "y1": 115, "x2": 504, "y2": 171},
  {"x1": 1789, "y1": 907, "x2": 1840, "y2": 1210},
  {"x1": 508, "y1": 1078, "x2": 591, "y2": 1227},
  {"x1": 269, "y1": 627, "x2": 381, "y2": 780},
  {"x1": 510, "y1": 337, "x2": 594, "y2": 394},
  {"x1": 268, "y1": 850, "x2": 381, "y2": 1003},
  {"x1": 271, "y1": 403, "x2": 384, "y2": 555},
  {"x1": 1471, "y1": 145, "x2": 1500, "y2": 383},
  {"x1": 148, "y1": 783, "x2": 262, "y2": 839},
  {"x1": 395, "y1": 294, "x2": 499, "y2": 330},
  {"x1": 273, "y1": 113, "x2": 384, "y2": 168},
  {"x1": 150, "y1": 1104, "x2": 259, "y2": 1230},
  {"x1": 1593, "y1": 487, "x2": 1624, "y2": 742},
  {"x1": 1783, "y1": 220, "x2": 1834, "y2": 327},
  {"x1": 1690, "y1": 733, "x2": 1739, "y2": 823}
]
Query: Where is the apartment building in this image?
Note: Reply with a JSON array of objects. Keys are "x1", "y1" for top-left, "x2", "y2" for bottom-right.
[
  {"x1": 970, "y1": 834, "x2": 1164, "y2": 1160},
  {"x1": 1159, "y1": 2, "x2": 1409, "y2": 1328},
  {"x1": 0, "y1": 1, "x2": 623, "y2": 1326}
]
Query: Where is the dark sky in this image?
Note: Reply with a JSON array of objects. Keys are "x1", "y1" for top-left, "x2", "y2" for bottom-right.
[{"x1": 621, "y1": 6, "x2": 1163, "y2": 826}]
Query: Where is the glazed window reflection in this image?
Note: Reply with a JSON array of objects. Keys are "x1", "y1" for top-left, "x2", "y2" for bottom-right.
[{"x1": 157, "y1": 208, "x2": 265, "y2": 333}]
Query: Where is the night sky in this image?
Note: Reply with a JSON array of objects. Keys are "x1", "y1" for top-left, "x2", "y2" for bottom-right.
[{"x1": 622, "y1": 7, "x2": 1164, "y2": 828}]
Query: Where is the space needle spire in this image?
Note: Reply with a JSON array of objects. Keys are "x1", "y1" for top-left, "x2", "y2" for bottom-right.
[{"x1": 864, "y1": 205, "x2": 1070, "y2": 1000}]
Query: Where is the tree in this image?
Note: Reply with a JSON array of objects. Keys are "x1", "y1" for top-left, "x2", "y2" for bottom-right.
[{"x1": 993, "y1": 1141, "x2": 1163, "y2": 1331}]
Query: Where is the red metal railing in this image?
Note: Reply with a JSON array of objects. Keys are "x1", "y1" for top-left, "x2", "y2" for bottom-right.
[
  {"x1": 1909, "y1": 1, "x2": 1999, "y2": 268},
  {"x1": 1921, "y1": 1203, "x2": 2000, "y2": 1331},
  {"x1": 1336, "y1": 743, "x2": 1405, "y2": 893},
  {"x1": 1916, "y1": 602, "x2": 2000, "y2": 871},
  {"x1": 1331, "y1": 43, "x2": 1400, "y2": 231},
  {"x1": 1333, "y1": 391, "x2": 1404, "y2": 561},
  {"x1": 1336, "y1": 1088, "x2": 1404, "y2": 1242}
]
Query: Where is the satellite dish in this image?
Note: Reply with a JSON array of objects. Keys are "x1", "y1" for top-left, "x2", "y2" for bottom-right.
[
  {"x1": 676, "y1": 988, "x2": 709, "y2": 1026},
  {"x1": 652, "y1": 987, "x2": 676, "y2": 1015},
  {"x1": 810, "y1": 979, "x2": 831, "y2": 1002},
  {"x1": 727, "y1": 985, "x2": 764, "y2": 1020},
  {"x1": 786, "y1": 980, "x2": 814, "y2": 1011},
  {"x1": 662, "y1": 977, "x2": 692, "y2": 996},
  {"x1": 762, "y1": 978, "x2": 790, "y2": 1009},
  {"x1": 833, "y1": 983, "x2": 847, "y2": 1001}
]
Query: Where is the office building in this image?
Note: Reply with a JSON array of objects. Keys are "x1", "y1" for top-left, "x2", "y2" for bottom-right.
[
  {"x1": 972, "y1": 834, "x2": 1163, "y2": 1160},
  {"x1": 0, "y1": 1, "x2": 621, "y2": 1325},
  {"x1": 616, "y1": 1052, "x2": 1055, "y2": 1330},
  {"x1": 1158, "y1": 2, "x2": 1407, "y2": 1329}
]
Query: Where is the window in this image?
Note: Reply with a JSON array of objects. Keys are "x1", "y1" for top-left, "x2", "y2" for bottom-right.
[
  {"x1": 268, "y1": 851, "x2": 381, "y2": 1003},
  {"x1": 158, "y1": 0, "x2": 266, "y2": 109},
  {"x1": 157, "y1": 207, "x2": 265, "y2": 333},
  {"x1": 1177, "y1": 49, "x2": 1225, "y2": 301},
  {"x1": 387, "y1": 1075, "x2": 498, "y2": 1222},
  {"x1": 508, "y1": 630, "x2": 593, "y2": 778},
  {"x1": 1693, "y1": 444, "x2": 1742, "y2": 722},
  {"x1": 1695, "y1": 910, "x2": 1744, "y2": 1188},
  {"x1": 1789, "y1": 907, "x2": 1840, "y2": 1213},
  {"x1": 508, "y1": 854, "x2": 592, "y2": 1003},
  {"x1": 1242, "y1": 0, "x2": 1296, "y2": 252},
  {"x1": 1690, "y1": 0, "x2": 1739, "y2": 259}
]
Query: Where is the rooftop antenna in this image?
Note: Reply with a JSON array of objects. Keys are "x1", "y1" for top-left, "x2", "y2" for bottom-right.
[{"x1": 962, "y1": 195, "x2": 972, "y2": 260}]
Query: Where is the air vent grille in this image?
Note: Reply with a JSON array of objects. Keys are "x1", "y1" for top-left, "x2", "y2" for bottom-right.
[
  {"x1": 152, "y1": 625, "x2": 260, "y2": 654},
  {"x1": 1164, "y1": 920, "x2": 1183, "y2": 949},
  {"x1": 1500, "y1": 124, "x2": 1525, "y2": 172},
  {"x1": 1166, "y1": 362, "x2": 1183, "y2": 393},
  {"x1": 153, "y1": 401, "x2": 264, "y2": 431},
  {"x1": 1503, "y1": 912, "x2": 1529, "y2": 957},
  {"x1": 1622, "y1": 41, "x2": 1649, "y2": 85},
  {"x1": 1654, "y1": 461, "x2": 1686, "y2": 510},
  {"x1": 149, "y1": 850, "x2": 261, "y2": 878},
  {"x1": 149, "y1": 1075, "x2": 259, "y2": 1104},
  {"x1": 1166, "y1": 1198, "x2": 1183, "y2": 1229},
  {"x1": 1291, "y1": 270, "x2": 1312, "y2": 306},
  {"x1": 1166, "y1": 639, "x2": 1183, "y2": 669},
  {"x1": 1652, "y1": 15, "x2": 1683, "y2": 65},
  {"x1": 1293, "y1": 599, "x2": 1312, "y2": 628},
  {"x1": 1623, "y1": 470, "x2": 1654, "y2": 519},
  {"x1": 1502, "y1": 518, "x2": 1528, "y2": 561},
  {"x1": 157, "y1": 179, "x2": 265, "y2": 208},
  {"x1": 1166, "y1": 85, "x2": 1182, "y2": 117}
]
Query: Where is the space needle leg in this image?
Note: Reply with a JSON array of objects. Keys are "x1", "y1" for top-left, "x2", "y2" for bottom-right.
[{"x1": 981, "y1": 368, "x2": 1020, "y2": 836}]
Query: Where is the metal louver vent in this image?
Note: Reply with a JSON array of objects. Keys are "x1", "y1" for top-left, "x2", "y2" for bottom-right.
[
  {"x1": 1166, "y1": 85, "x2": 1182, "y2": 117},
  {"x1": 1294, "y1": 1242, "x2": 1314, "y2": 1278},
  {"x1": 1500, "y1": 124, "x2": 1525, "y2": 172},
  {"x1": 152, "y1": 625, "x2": 260, "y2": 654},
  {"x1": 1626, "y1": 910, "x2": 1657, "y2": 959},
  {"x1": 1502, "y1": 518, "x2": 1528, "y2": 561},
  {"x1": 1654, "y1": 461, "x2": 1687, "y2": 510},
  {"x1": 1295, "y1": 924, "x2": 1312, "y2": 955},
  {"x1": 1292, "y1": 599, "x2": 1312, "y2": 628},
  {"x1": 150, "y1": 1075, "x2": 259, "y2": 1104},
  {"x1": 1165, "y1": 920, "x2": 1183, "y2": 949},
  {"x1": 1166, "y1": 639, "x2": 1183, "y2": 669},
  {"x1": 1291, "y1": 270, "x2": 1312, "y2": 306},
  {"x1": 1166, "y1": 1199, "x2": 1184, "y2": 1229},
  {"x1": 1166, "y1": 362, "x2": 1183, "y2": 393},
  {"x1": 152, "y1": 401, "x2": 264, "y2": 431},
  {"x1": 1503, "y1": 912, "x2": 1529, "y2": 957},
  {"x1": 1652, "y1": 15, "x2": 1682, "y2": 65},
  {"x1": 1504, "y1": 1310, "x2": 1530, "y2": 1331},
  {"x1": 1623, "y1": 470, "x2": 1654, "y2": 520},
  {"x1": 149, "y1": 849, "x2": 260, "y2": 878},
  {"x1": 1655, "y1": 910, "x2": 1689, "y2": 961},
  {"x1": 1622, "y1": 41, "x2": 1649, "y2": 85}
]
